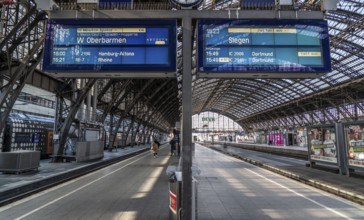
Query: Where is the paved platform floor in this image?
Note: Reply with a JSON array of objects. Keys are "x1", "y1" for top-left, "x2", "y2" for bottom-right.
[
  {"x1": 207, "y1": 142, "x2": 364, "y2": 203},
  {"x1": 0, "y1": 144, "x2": 179, "y2": 220},
  {"x1": 1, "y1": 142, "x2": 364, "y2": 220},
  {"x1": 195, "y1": 143, "x2": 364, "y2": 220},
  {"x1": 0, "y1": 144, "x2": 152, "y2": 204}
]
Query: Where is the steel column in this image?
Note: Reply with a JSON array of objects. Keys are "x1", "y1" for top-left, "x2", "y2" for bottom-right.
[
  {"x1": 335, "y1": 123, "x2": 348, "y2": 175},
  {"x1": 54, "y1": 79, "x2": 97, "y2": 161},
  {"x1": 181, "y1": 16, "x2": 192, "y2": 220},
  {"x1": 123, "y1": 118, "x2": 134, "y2": 146},
  {"x1": 92, "y1": 82, "x2": 98, "y2": 121},
  {"x1": 86, "y1": 80, "x2": 92, "y2": 121}
]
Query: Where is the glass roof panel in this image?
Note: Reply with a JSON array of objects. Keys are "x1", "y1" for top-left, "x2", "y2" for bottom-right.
[{"x1": 189, "y1": 0, "x2": 364, "y2": 122}]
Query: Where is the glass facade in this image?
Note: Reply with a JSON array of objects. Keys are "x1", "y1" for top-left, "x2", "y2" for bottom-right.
[{"x1": 192, "y1": 111, "x2": 243, "y2": 132}]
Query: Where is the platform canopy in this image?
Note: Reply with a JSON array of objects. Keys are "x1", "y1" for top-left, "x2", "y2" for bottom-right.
[
  {"x1": 44, "y1": 0, "x2": 364, "y2": 131},
  {"x1": 191, "y1": 0, "x2": 364, "y2": 131}
]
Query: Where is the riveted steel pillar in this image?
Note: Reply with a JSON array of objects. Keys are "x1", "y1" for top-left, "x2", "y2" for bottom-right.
[
  {"x1": 335, "y1": 123, "x2": 348, "y2": 175},
  {"x1": 181, "y1": 15, "x2": 192, "y2": 220}
]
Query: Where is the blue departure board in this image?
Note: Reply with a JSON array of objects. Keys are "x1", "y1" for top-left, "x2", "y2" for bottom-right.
[
  {"x1": 43, "y1": 20, "x2": 176, "y2": 73},
  {"x1": 98, "y1": 0, "x2": 132, "y2": 9},
  {"x1": 197, "y1": 19, "x2": 331, "y2": 76}
]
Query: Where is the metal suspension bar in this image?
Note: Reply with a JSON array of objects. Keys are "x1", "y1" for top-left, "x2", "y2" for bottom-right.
[
  {"x1": 123, "y1": 80, "x2": 154, "y2": 114},
  {"x1": 130, "y1": 105, "x2": 143, "y2": 146},
  {"x1": 199, "y1": 80, "x2": 225, "y2": 112},
  {"x1": 0, "y1": 5, "x2": 37, "y2": 50},
  {"x1": 132, "y1": 119, "x2": 142, "y2": 145},
  {"x1": 140, "y1": 109, "x2": 156, "y2": 144},
  {"x1": 98, "y1": 80, "x2": 132, "y2": 123},
  {"x1": 322, "y1": 100, "x2": 338, "y2": 123},
  {"x1": 143, "y1": 105, "x2": 161, "y2": 143},
  {"x1": 144, "y1": 126, "x2": 153, "y2": 144},
  {"x1": 0, "y1": 35, "x2": 44, "y2": 104},
  {"x1": 6, "y1": 11, "x2": 47, "y2": 54},
  {"x1": 148, "y1": 79, "x2": 173, "y2": 100},
  {"x1": 339, "y1": 104, "x2": 354, "y2": 119},
  {"x1": 97, "y1": 79, "x2": 114, "y2": 100},
  {"x1": 148, "y1": 85, "x2": 178, "y2": 126},
  {"x1": 152, "y1": 101, "x2": 177, "y2": 128},
  {"x1": 108, "y1": 112, "x2": 115, "y2": 148},
  {"x1": 0, "y1": 36, "x2": 44, "y2": 141},
  {"x1": 123, "y1": 118, "x2": 134, "y2": 146},
  {"x1": 347, "y1": 94, "x2": 364, "y2": 113},
  {"x1": 92, "y1": 81, "x2": 98, "y2": 121},
  {"x1": 53, "y1": 79, "x2": 97, "y2": 162},
  {"x1": 108, "y1": 80, "x2": 153, "y2": 149}
]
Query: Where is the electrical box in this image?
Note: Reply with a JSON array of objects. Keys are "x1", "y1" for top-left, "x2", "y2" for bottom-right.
[
  {"x1": 321, "y1": 0, "x2": 339, "y2": 11},
  {"x1": 279, "y1": 0, "x2": 293, "y2": 5}
]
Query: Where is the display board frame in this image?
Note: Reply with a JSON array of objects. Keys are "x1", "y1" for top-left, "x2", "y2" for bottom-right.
[
  {"x1": 343, "y1": 121, "x2": 364, "y2": 172},
  {"x1": 197, "y1": 19, "x2": 331, "y2": 79},
  {"x1": 307, "y1": 124, "x2": 339, "y2": 166},
  {"x1": 43, "y1": 19, "x2": 177, "y2": 78}
]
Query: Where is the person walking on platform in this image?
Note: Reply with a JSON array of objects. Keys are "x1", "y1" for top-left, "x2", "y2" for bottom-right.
[
  {"x1": 176, "y1": 138, "x2": 181, "y2": 157},
  {"x1": 151, "y1": 140, "x2": 159, "y2": 158},
  {"x1": 170, "y1": 138, "x2": 176, "y2": 156},
  {"x1": 155, "y1": 140, "x2": 161, "y2": 149}
]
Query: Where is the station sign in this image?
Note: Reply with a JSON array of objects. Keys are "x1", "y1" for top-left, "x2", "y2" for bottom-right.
[
  {"x1": 43, "y1": 19, "x2": 176, "y2": 76},
  {"x1": 197, "y1": 19, "x2": 331, "y2": 78},
  {"x1": 202, "y1": 117, "x2": 215, "y2": 122},
  {"x1": 32, "y1": 133, "x2": 40, "y2": 143}
]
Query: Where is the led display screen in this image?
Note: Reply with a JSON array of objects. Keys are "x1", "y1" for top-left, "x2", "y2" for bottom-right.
[
  {"x1": 43, "y1": 19, "x2": 176, "y2": 73},
  {"x1": 197, "y1": 19, "x2": 331, "y2": 76}
]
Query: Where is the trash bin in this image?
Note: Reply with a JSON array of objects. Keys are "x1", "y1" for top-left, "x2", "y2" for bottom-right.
[{"x1": 169, "y1": 171, "x2": 182, "y2": 220}]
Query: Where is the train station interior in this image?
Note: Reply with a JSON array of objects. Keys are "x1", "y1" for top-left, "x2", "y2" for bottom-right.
[{"x1": 0, "y1": 0, "x2": 364, "y2": 219}]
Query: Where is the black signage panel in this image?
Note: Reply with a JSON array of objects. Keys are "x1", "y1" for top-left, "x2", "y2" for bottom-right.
[
  {"x1": 197, "y1": 19, "x2": 331, "y2": 78},
  {"x1": 43, "y1": 19, "x2": 176, "y2": 76}
]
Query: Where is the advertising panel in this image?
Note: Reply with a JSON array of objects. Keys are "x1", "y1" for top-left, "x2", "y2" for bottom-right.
[
  {"x1": 345, "y1": 124, "x2": 364, "y2": 168},
  {"x1": 296, "y1": 127, "x2": 307, "y2": 147},
  {"x1": 43, "y1": 19, "x2": 176, "y2": 74},
  {"x1": 308, "y1": 127, "x2": 337, "y2": 163},
  {"x1": 268, "y1": 131, "x2": 284, "y2": 145},
  {"x1": 197, "y1": 19, "x2": 331, "y2": 77}
]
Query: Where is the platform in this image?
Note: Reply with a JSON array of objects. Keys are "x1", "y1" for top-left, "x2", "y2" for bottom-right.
[
  {"x1": 0, "y1": 143, "x2": 363, "y2": 220},
  {"x1": 195, "y1": 143, "x2": 364, "y2": 219},
  {"x1": 0, "y1": 144, "x2": 152, "y2": 205}
]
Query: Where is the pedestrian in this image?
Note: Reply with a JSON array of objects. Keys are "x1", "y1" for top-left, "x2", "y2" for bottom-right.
[
  {"x1": 176, "y1": 138, "x2": 181, "y2": 157},
  {"x1": 170, "y1": 138, "x2": 176, "y2": 156},
  {"x1": 151, "y1": 140, "x2": 159, "y2": 158},
  {"x1": 155, "y1": 140, "x2": 161, "y2": 149}
]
